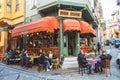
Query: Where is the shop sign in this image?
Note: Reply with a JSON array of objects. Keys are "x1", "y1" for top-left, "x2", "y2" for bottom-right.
[{"x1": 58, "y1": 9, "x2": 82, "y2": 18}]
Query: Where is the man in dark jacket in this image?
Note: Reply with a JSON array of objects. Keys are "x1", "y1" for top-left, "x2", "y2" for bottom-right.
[
  {"x1": 99, "y1": 51, "x2": 112, "y2": 72},
  {"x1": 78, "y1": 51, "x2": 92, "y2": 74}
]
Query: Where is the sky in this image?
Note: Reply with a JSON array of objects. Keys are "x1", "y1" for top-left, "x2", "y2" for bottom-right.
[{"x1": 100, "y1": 0, "x2": 119, "y2": 20}]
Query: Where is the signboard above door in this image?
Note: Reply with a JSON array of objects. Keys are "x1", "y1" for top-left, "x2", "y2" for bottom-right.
[{"x1": 58, "y1": 9, "x2": 82, "y2": 18}]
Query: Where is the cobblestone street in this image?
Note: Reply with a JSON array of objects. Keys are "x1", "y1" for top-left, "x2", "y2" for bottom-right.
[{"x1": 0, "y1": 46, "x2": 120, "y2": 80}]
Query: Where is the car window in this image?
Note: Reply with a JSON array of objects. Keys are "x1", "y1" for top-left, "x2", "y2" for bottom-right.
[{"x1": 116, "y1": 40, "x2": 120, "y2": 43}]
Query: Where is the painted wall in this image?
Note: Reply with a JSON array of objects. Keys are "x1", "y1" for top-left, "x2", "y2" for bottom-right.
[
  {"x1": 0, "y1": 0, "x2": 24, "y2": 25},
  {"x1": 0, "y1": 0, "x2": 24, "y2": 56},
  {"x1": 0, "y1": 31, "x2": 8, "y2": 55}
]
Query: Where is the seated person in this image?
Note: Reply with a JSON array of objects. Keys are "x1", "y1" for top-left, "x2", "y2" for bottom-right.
[
  {"x1": 20, "y1": 50, "x2": 29, "y2": 67},
  {"x1": 48, "y1": 51, "x2": 57, "y2": 64},
  {"x1": 99, "y1": 51, "x2": 112, "y2": 72},
  {"x1": 77, "y1": 50, "x2": 92, "y2": 74},
  {"x1": 94, "y1": 49, "x2": 103, "y2": 72},
  {"x1": 38, "y1": 52, "x2": 51, "y2": 71}
]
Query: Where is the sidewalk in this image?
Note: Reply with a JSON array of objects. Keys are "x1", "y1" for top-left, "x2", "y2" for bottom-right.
[
  {"x1": 0, "y1": 62, "x2": 118, "y2": 80},
  {"x1": 0, "y1": 46, "x2": 120, "y2": 80}
]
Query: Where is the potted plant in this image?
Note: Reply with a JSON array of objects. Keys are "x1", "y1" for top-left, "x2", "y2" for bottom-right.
[{"x1": 60, "y1": 54, "x2": 66, "y2": 66}]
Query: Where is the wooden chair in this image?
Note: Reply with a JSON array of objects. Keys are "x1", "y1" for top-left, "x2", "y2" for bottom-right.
[
  {"x1": 105, "y1": 59, "x2": 112, "y2": 77},
  {"x1": 52, "y1": 58, "x2": 60, "y2": 70}
]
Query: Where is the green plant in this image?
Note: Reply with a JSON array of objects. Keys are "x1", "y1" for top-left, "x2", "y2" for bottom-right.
[
  {"x1": 45, "y1": 50, "x2": 49, "y2": 56},
  {"x1": 60, "y1": 53, "x2": 66, "y2": 65},
  {"x1": 61, "y1": 53, "x2": 66, "y2": 58}
]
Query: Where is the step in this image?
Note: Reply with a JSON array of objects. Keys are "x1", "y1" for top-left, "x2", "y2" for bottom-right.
[{"x1": 62, "y1": 57, "x2": 78, "y2": 69}]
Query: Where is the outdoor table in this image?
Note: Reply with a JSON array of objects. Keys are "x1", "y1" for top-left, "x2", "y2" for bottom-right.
[
  {"x1": 87, "y1": 58, "x2": 98, "y2": 66},
  {"x1": 87, "y1": 58, "x2": 98, "y2": 70}
]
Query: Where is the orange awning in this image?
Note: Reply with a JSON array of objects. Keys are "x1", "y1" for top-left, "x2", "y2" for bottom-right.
[
  {"x1": 12, "y1": 16, "x2": 59, "y2": 37},
  {"x1": 63, "y1": 19, "x2": 81, "y2": 32},
  {"x1": 80, "y1": 21, "x2": 97, "y2": 37},
  {"x1": 43, "y1": 16, "x2": 60, "y2": 29}
]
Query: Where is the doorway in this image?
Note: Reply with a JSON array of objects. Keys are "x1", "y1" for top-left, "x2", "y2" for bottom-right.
[{"x1": 68, "y1": 32, "x2": 75, "y2": 56}]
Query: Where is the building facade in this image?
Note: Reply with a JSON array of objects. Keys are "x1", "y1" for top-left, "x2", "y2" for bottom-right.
[
  {"x1": 11, "y1": 0, "x2": 99, "y2": 57},
  {"x1": 0, "y1": 0, "x2": 24, "y2": 56}
]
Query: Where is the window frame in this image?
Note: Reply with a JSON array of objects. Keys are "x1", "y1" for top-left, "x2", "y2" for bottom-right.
[
  {"x1": 0, "y1": 0, "x2": 2, "y2": 12},
  {"x1": 15, "y1": 0, "x2": 20, "y2": 12},
  {"x1": 6, "y1": 0, "x2": 12, "y2": 13},
  {"x1": 30, "y1": 0, "x2": 37, "y2": 10}
]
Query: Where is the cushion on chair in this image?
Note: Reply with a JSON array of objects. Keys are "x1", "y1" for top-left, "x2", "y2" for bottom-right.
[{"x1": 39, "y1": 64, "x2": 45, "y2": 66}]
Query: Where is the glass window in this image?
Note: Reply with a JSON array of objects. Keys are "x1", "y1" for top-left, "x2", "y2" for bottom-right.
[
  {"x1": 30, "y1": 0, "x2": 37, "y2": 9},
  {"x1": 15, "y1": 0, "x2": 20, "y2": 12},
  {"x1": 0, "y1": 0, "x2": 2, "y2": 12},
  {"x1": 6, "y1": 0, "x2": 12, "y2": 12}
]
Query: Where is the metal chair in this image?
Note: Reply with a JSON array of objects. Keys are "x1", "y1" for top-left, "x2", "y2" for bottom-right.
[{"x1": 78, "y1": 61, "x2": 89, "y2": 76}]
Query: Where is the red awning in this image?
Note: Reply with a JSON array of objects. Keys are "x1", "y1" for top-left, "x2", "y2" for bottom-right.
[
  {"x1": 43, "y1": 16, "x2": 60, "y2": 29},
  {"x1": 12, "y1": 16, "x2": 59, "y2": 37},
  {"x1": 80, "y1": 21, "x2": 97, "y2": 37},
  {"x1": 63, "y1": 19, "x2": 81, "y2": 32}
]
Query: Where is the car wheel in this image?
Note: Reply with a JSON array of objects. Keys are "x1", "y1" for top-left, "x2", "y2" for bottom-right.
[{"x1": 116, "y1": 59, "x2": 120, "y2": 65}]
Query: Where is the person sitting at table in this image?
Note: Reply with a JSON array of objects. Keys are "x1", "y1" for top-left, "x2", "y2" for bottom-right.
[
  {"x1": 38, "y1": 51, "x2": 51, "y2": 71},
  {"x1": 77, "y1": 50, "x2": 92, "y2": 74},
  {"x1": 20, "y1": 50, "x2": 29, "y2": 67},
  {"x1": 48, "y1": 51, "x2": 53, "y2": 66},
  {"x1": 94, "y1": 49, "x2": 103, "y2": 73},
  {"x1": 99, "y1": 51, "x2": 112, "y2": 72}
]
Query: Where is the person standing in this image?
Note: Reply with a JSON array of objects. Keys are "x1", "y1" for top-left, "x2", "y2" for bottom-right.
[{"x1": 97, "y1": 42, "x2": 102, "y2": 52}]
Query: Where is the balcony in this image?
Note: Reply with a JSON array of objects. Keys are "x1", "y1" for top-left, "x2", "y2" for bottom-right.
[
  {"x1": 0, "y1": 0, "x2": 24, "y2": 27},
  {"x1": 37, "y1": 0, "x2": 96, "y2": 21}
]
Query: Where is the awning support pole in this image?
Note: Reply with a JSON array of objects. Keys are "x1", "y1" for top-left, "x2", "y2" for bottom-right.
[{"x1": 59, "y1": 17, "x2": 64, "y2": 59}]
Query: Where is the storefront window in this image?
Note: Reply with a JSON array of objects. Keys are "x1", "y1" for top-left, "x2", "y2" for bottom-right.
[
  {"x1": 54, "y1": 33, "x2": 58, "y2": 47},
  {"x1": 15, "y1": 0, "x2": 20, "y2": 12},
  {"x1": 7, "y1": 0, "x2": 12, "y2": 13},
  {"x1": 80, "y1": 38, "x2": 88, "y2": 46},
  {"x1": 64, "y1": 35, "x2": 67, "y2": 47},
  {"x1": 28, "y1": 32, "x2": 53, "y2": 48}
]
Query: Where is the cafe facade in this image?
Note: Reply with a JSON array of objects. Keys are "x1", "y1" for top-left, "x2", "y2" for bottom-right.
[{"x1": 11, "y1": 0, "x2": 98, "y2": 58}]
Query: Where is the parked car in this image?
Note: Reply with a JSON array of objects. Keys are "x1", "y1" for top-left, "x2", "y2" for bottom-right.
[
  {"x1": 105, "y1": 38, "x2": 115, "y2": 46},
  {"x1": 114, "y1": 39, "x2": 120, "y2": 48},
  {"x1": 116, "y1": 53, "x2": 120, "y2": 68},
  {"x1": 109, "y1": 38, "x2": 115, "y2": 45}
]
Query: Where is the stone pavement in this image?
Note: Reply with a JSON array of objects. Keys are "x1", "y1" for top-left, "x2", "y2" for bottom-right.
[{"x1": 0, "y1": 46, "x2": 120, "y2": 80}]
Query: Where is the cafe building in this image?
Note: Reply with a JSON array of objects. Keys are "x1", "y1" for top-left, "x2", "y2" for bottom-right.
[{"x1": 11, "y1": 0, "x2": 98, "y2": 58}]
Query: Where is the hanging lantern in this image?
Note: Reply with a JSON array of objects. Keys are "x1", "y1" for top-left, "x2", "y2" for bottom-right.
[{"x1": 37, "y1": 32, "x2": 39, "y2": 35}]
